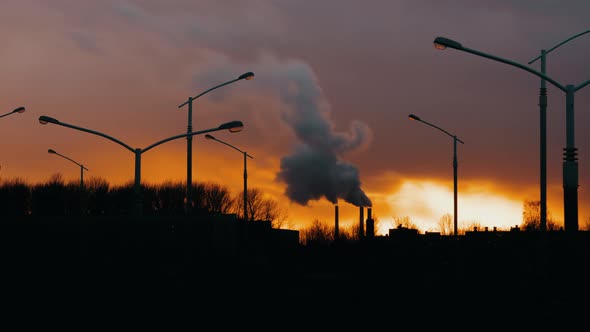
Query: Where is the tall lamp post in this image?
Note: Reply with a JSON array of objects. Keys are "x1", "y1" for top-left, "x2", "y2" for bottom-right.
[
  {"x1": 39, "y1": 115, "x2": 244, "y2": 216},
  {"x1": 0, "y1": 106, "x2": 25, "y2": 119},
  {"x1": 178, "y1": 72, "x2": 254, "y2": 215},
  {"x1": 204, "y1": 134, "x2": 253, "y2": 221},
  {"x1": 409, "y1": 113, "x2": 464, "y2": 236},
  {"x1": 48, "y1": 148, "x2": 88, "y2": 190},
  {"x1": 527, "y1": 29, "x2": 590, "y2": 231},
  {"x1": 433, "y1": 36, "x2": 590, "y2": 232},
  {"x1": 1, "y1": 107, "x2": 25, "y2": 183}
]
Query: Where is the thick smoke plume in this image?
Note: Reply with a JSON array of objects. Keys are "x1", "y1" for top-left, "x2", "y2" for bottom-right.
[{"x1": 274, "y1": 62, "x2": 372, "y2": 207}]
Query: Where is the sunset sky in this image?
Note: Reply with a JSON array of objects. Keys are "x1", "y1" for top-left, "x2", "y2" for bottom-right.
[{"x1": 1, "y1": 1, "x2": 589, "y2": 234}]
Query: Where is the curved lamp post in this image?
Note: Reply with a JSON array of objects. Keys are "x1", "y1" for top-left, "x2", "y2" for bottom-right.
[
  {"x1": 0, "y1": 106, "x2": 25, "y2": 119},
  {"x1": 527, "y1": 29, "x2": 590, "y2": 231},
  {"x1": 205, "y1": 134, "x2": 253, "y2": 221},
  {"x1": 433, "y1": 36, "x2": 590, "y2": 232},
  {"x1": 178, "y1": 72, "x2": 254, "y2": 215},
  {"x1": 409, "y1": 113, "x2": 464, "y2": 236},
  {"x1": 48, "y1": 148, "x2": 89, "y2": 190},
  {"x1": 39, "y1": 115, "x2": 244, "y2": 216}
]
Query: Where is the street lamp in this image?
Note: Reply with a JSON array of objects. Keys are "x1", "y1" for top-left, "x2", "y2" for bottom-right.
[
  {"x1": 527, "y1": 29, "x2": 590, "y2": 231},
  {"x1": 48, "y1": 148, "x2": 89, "y2": 190},
  {"x1": 178, "y1": 71, "x2": 254, "y2": 215},
  {"x1": 39, "y1": 115, "x2": 244, "y2": 216},
  {"x1": 205, "y1": 134, "x2": 253, "y2": 221},
  {"x1": 0, "y1": 106, "x2": 25, "y2": 119},
  {"x1": 409, "y1": 113, "x2": 464, "y2": 236},
  {"x1": 433, "y1": 36, "x2": 590, "y2": 232}
]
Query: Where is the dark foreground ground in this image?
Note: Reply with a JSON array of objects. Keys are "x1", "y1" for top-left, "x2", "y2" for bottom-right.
[{"x1": 2, "y1": 217, "x2": 589, "y2": 327}]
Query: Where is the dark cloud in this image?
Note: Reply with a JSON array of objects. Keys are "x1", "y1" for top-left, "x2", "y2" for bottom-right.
[
  {"x1": 272, "y1": 59, "x2": 373, "y2": 207},
  {"x1": 277, "y1": 145, "x2": 371, "y2": 207}
]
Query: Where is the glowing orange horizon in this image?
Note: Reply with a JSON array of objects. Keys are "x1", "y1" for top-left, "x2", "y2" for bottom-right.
[{"x1": 2, "y1": 152, "x2": 577, "y2": 235}]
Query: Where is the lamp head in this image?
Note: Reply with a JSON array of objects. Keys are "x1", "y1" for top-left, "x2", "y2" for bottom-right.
[
  {"x1": 408, "y1": 114, "x2": 421, "y2": 121},
  {"x1": 205, "y1": 134, "x2": 215, "y2": 140},
  {"x1": 433, "y1": 37, "x2": 463, "y2": 50},
  {"x1": 13, "y1": 106, "x2": 25, "y2": 114},
  {"x1": 219, "y1": 120, "x2": 244, "y2": 133},
  {"x1": 48, "y1": 149, "x2": 57, "y2": 154},
  {"x1": 39, "y1": 115, "x2": 59, "y2": 125},
  {"x1": 239, "y1": 72, "x2": 255, "y2": 80}
]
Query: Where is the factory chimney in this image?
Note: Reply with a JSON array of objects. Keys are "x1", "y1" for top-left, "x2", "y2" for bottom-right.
[
  {"x1": 366, "y1": 207, "x2": 374, "y2": 239},
  {"x1": 359, "y1": 206, "x2": 364, "y2": 239},
  {"x1": 334, "y1": 204, "x2": 339, "y2": 241}
]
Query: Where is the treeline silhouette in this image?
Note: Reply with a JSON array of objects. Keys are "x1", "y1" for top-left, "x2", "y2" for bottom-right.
[
  {"x1": 0, "y1": 173, "x2": 285, "y2": 224},
  {"x1": 3, "y1": 174, "x2": 590, "y2": 321},
  {"x1": 1, "y1": 174, "x2": 299, "y2": 317}
]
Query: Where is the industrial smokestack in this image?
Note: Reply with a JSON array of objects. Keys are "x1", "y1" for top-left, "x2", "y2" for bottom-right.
[
  {"x1": 366, "y1": 207, "x2": 374, "y2": 239},
  {"x1": 359, "y1": 206, "x2": 364, "y2": 239},
  {"x1": 334, "y1": 204, "x2": 339, "y2": 241}
]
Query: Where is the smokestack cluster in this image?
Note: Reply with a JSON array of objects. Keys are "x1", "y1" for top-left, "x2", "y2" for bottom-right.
[{"x1": 333, "y1": 204, "x2": 374, "y2": 241}]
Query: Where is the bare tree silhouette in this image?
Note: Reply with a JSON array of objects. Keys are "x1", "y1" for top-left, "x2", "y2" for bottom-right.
[
  {"x1": 300, "y1": 219, "x2": 334, "y2": 245},
  {"x1": 203, "y1": 182, "x2": 234, "y2": 214},
  {"x1": 438, "y1": 213, "x2": 453, "y2": 235},
  {"x1": 85, "y1": 176, "x2": 110, "y2": 216},
  {"x1": 31, "y1": 173, "x2": 67, "y2": 216},
  {"x1": 393, "y1": 215, "x2": 418, "y2": 230},
  {"x1": 151, "y1": 181, "x2": 185, "y2": 216},
  {"x1": 522, "y1": 199, "x2": 560, "y2": 231},
  {"x1": 234, "y1": 188, "x2": 288, "y2": 226},
  {"x1": 463, "y1": 220, "x2": 484, "y2": 233}
]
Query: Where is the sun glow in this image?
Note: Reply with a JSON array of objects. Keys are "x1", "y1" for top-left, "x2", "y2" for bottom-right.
[{"x1": 386, "y1": 180, "x2": 523, "y2": 233}]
